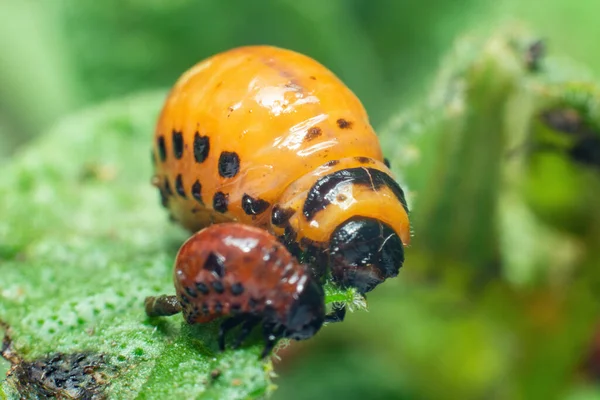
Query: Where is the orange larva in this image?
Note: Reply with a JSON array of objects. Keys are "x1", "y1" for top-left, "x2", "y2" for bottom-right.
[{"x1": 152, "y1": 45, "x2": 410, "y2": 301}]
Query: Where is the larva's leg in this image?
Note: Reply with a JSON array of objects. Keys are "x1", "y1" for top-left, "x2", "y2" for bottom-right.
[{"x1": 144, "y1": 295, "x2": 182, "y2": 317}]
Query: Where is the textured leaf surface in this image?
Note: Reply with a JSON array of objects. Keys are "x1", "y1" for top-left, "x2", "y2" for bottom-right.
[{"x1": 0, "y1": 92, "x2": 277, "y2": 399}]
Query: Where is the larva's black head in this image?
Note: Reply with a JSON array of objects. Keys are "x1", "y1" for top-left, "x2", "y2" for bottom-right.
[
  {"x1": 284, "y1": 277, "x2": 325, "y2": 340},
  {"x1": 328, "y1": 217, "x2": 404, "y2": 294}
]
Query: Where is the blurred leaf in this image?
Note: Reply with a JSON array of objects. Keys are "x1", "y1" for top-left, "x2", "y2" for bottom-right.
[
  {"x1": 55, "y1": 0, "x2": 388, "y2": 120},
  {"x1": 0, "y1": 1, "x2": 77, "y2": 156},
  {"x1": 380, "y1": 26, "x2": 527, "y2": 276},
  {"x1": 385, "y1": 24, "x2": 600, "y2": 398},
  {"x1": 276, "y1": 23, "x2": 600, "y2": 400}
]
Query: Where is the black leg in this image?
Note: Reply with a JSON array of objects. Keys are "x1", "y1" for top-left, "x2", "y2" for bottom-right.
[
  {"x1": 218, "y1": 315, "x2": 245, "y2": 352},
  {"x1": 260, "y1": 323, "x2": 284, "y2": 359},
  {"x1": 232, "y1": 317, "x2": 261, "y2": 349},
  {"x1": 145, "y1": 295, "x2": 182, "y2": 317},
  {"x1": 324, "y1": 303, "x2": 346, "y2": 323}
]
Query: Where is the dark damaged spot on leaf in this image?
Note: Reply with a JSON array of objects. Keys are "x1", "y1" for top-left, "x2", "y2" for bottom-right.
[
  {"x1": 2, "y1": 331, "x2": 112, "y2": 400},
  {"x1": 7, "y1": 353, "x2": 110, "y2": 399}
]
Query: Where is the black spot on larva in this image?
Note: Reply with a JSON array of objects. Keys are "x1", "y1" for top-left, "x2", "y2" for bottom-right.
[
  {"x1": 202, "y1": 303, "x2": 209, "y2": 314},
  {"x1": 305, "y1": 127, "x2": 322, "y2": 142},
  {"x1": 230, "y1": 283, "x2": 244, "y2": 296},
  {"x1": 212, "y1": 281, "x2": 225, "y2": 294},
  {"x1": 191, "y1": 180, "x2": 203, "y2": 204},
  {"x1": 303, "y1": 167, "x2": 409, "y2": 220},
  {"x1": 213, "y1": 192, "x2": 229, "y2": 213},
  {"x1": 164, "y1": 178, "x2": 173, "y2": 196},
  {"x1": 384, "y1": 158, "x2": 391, "y2": 168},
  {"x1": 185, "y1": 286, "x2": 197, "y2": 298},
  {"x1": 336, "y1": 119, "x2": 353, "y2": 129},
  {"x1": 194, "y1": 133, "x2": 210, "y2": 163},
  {"x1": 157, "y1": 136, "x2": 167, "y2": 161},
  {"x1": 324, "y1": 160, "x2": 339, "y2": 168},
  {"x1": 242, "y1": 193, "x2": 270, "y2": 216},
  {"x1": 271, "y1": 205, "x2": 295, "y2": 227},
  {"x1": 218, "y1": 152, "x2": 240, "y2": 178},
  {"x1": 196, "y1": 282, "x2": 209, "y2": 295},
  {"x1": 354, "y1": 157, "x2": 372, "y2": 164},
  {"x1": 204, "y1": 252, "x2": 226, "y2": 278},
  {"x1": 230, "y1": 303, "x2": 241, "y2": 313},
  {"x1": 172, "y1": 130, "x2": 184, "y2": 159},
  {"x1": 175, "y1": 174, "x2": 186, "y2": 198},
  {"x1": 214, "y1": 301, "x2": 223, "y2": 314}
]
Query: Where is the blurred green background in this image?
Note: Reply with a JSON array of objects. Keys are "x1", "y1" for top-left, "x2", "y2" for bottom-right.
[
  {"x1": 1, "y1": 1, "x2": 600, "y2": 399},
  {"x1": 3, "y1": 0, "x2": 599, "y2": 162}
]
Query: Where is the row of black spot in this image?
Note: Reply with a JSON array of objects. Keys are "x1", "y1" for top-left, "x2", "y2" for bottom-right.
[
  {"x1": 181, "y1": 253, "x2": 245, "y2": 304},
  {"x1": 157, "y1": 131, "x2": 240, "y2": 179},
  {"x1": 155, "y1": 124, "x2": 393, "y2": 220},
  {"x1": 182, "y1": 278, "x2": 245, "y2": 300},
  {"x1": 179, "y1": 251, "x2": 262, "y2": 321},
  {"x1": 157, "y1": 131, "x2": 210, "y2": 164},
  {"x1": 156, "y1": 130, "x2": 272, "y2": 215},
  {"x1": 159, "y1": 172, "x2": 273, "y2": 217},
  {"x1": 182, "y1": 254, "x2": 297, "y2": 317},
  {"x1": 183, "y1": 295, "x2": 260, "y2": 324}
]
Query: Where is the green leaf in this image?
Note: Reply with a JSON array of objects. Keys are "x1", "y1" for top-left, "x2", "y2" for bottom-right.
[
  {"x1": 379, "y1": 25, "x2": 528, "y2": 277},
  {"x1": 0, "y1": 89, "x2": 362, "y2": 399},
  {"x1": 0, "y1": 91, "x2": 277, "y2": 399},
  {"x1": 373, "y1": 23, "x2": 600, "y2": 399}
]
